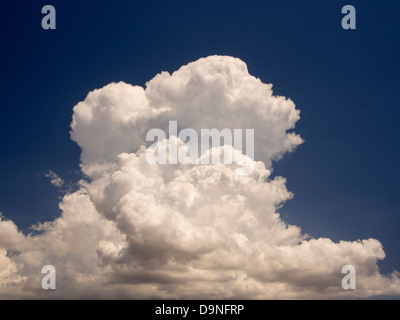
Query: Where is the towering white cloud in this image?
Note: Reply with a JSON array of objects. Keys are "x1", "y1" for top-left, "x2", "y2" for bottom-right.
[
  {"x1": 0, "y1": 56, "x2": 399, "y2": 299},
  {"x1": 71, "y1": 56, "x2": 303, "y2": 167}
]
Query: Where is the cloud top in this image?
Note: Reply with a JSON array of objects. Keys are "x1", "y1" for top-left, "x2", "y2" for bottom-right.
[{"x1": 71, "y1": 56, "x2": 303, "y2": 168}]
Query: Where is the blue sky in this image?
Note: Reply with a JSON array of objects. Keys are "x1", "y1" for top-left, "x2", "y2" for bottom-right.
[{"x1": 1, "y1": 0, "x2": 399, "y2": 281}]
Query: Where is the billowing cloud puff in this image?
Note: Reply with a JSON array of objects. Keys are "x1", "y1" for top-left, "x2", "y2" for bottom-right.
[
  {"x1": 71, "y1": 56, "x2": 303, "y2": 168},
  {"x1": 1, "y1": 56, "x2": 399, "y2": 299}
]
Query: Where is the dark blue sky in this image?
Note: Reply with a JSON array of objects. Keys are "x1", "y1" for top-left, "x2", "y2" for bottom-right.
[{"x1": 1, "y1": 0, "x2": 399, "y2": 274}]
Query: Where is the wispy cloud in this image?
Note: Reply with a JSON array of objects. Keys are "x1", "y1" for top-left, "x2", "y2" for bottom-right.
[{"x1": 45, "y1": 170, "x2": 64, "y2": 188}]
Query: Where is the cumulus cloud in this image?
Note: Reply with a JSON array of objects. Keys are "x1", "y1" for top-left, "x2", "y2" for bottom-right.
[{"x1": 0, "y1": 56, "x2": 399, "y2": 299}]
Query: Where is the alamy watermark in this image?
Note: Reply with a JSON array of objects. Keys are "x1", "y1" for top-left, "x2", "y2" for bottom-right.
[
  {"x1": 146, "y1": 121, "x2": 255, "y2": 175},
  {"x1": 342, "y1": 5, "x2": 356, "y2": 30},
  {"x1": 41, "y1": 265, "x2": 56, "y2": 290},
  {"x1": 41, "y1": 5, "x2": 56, "y2": 30},
  {"x1": 341, "y1": 265, "x2": 356, "y2": 290}
]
